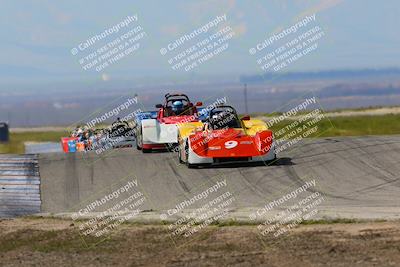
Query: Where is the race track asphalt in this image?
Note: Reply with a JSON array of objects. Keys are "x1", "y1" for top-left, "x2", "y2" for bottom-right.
[{"x1": 38, "y1": 135, "x2": 400, "y2": 221}]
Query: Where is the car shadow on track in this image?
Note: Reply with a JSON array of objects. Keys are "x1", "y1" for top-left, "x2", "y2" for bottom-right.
[{"x1": 194, "y1": 157, "x2": 295, "y2": 169}]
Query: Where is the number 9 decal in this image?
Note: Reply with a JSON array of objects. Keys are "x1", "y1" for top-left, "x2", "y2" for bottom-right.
[{"x1": 225, "y1": 140, "x2": 238, "y2": 149}]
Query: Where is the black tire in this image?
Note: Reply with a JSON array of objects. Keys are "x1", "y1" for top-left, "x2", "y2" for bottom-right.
[
  {"x1": 177, "y1": 135, "x2": 184, "y2": 164},
  {"x1": 137, "y1": 128, "x2": 151, "y2": 153},
  {"x1": 136, "y1": 128, "x2": 142, "y2": 150},
  {"x1": 178, "y1": 144, "x2": 184, "y2": 164},
  {"x1": 136, "y1": 141, "x2": 142, "y2": 150}
]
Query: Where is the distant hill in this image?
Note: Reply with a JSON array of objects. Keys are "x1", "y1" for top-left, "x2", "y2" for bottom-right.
[
  {"x1": 240, "y1": 68, "x2": 400, "y2": 84},
  {"x1": 318, "y1": 83, "x2": 400, "y2": 98}
]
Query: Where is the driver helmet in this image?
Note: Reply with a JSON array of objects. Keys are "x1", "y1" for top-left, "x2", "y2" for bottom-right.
[{"x1": 172, "y1": 100, "x2": 184, "y2": 113}]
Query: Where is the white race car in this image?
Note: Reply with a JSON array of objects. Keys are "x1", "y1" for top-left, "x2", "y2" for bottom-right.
[{"x1": 135, "y1": 93, "x2": 202, "y2": 153}]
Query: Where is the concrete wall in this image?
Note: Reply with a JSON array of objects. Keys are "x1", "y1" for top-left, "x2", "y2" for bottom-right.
[{"x1": 0, "y1": 154, "x2": 40, "y2": 218}]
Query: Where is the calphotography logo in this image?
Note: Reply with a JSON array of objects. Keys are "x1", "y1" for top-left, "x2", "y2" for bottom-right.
[
  {"x1": 71, "y1": 14, "x2": 147, "y2": 72},
  {"x1": 160, "y1": 14, "x2": 236, "y2": 72},
  {"x1": 62, "y1": 93, "x2": 146, "y2": 165},
  {"x1": 249, "y1": 13, "x2": 326, "y2": 72},
  {"x1": 2, "y1": 1, "x2": 400, "y2": 266},
  {"x1": 70, "y1": 177, "x2": 148, "y2": 245}
]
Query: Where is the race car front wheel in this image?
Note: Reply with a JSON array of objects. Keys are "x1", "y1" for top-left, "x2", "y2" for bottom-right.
[
  {"x1": 178, "y1": 144, "x2": 184, "y2": 164},
  {"x1": 137, "y1": 128, "x2": 151, "y2": 153},
  {"x1": 136, "y1": 128, "x2": 142, "y2": 150},
  {"x1": 185, "y1": 140, "x2": 196, "y2": 168}
]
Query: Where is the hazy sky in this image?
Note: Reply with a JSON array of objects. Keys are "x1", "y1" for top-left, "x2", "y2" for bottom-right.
[{"x1": 0, "y1": 0, "x2": 399, "y2": 85}]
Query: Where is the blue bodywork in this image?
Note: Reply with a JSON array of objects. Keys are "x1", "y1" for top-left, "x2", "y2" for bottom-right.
[
  {"x1": 135, "y1": 111, "x2": 158, "y2": 122},
  {"x1": 197, "y1": 107, "x2": 209, "y2": 122}
]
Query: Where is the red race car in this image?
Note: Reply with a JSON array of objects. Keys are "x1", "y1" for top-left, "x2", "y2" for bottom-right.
[{"x1": 177, "y1": 105, "x2": 276, "y2": 167}]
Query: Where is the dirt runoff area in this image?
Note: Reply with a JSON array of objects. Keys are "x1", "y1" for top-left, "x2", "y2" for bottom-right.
[{"x1": 0, "y1": 218, "x2": 399, "y2": 267}]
